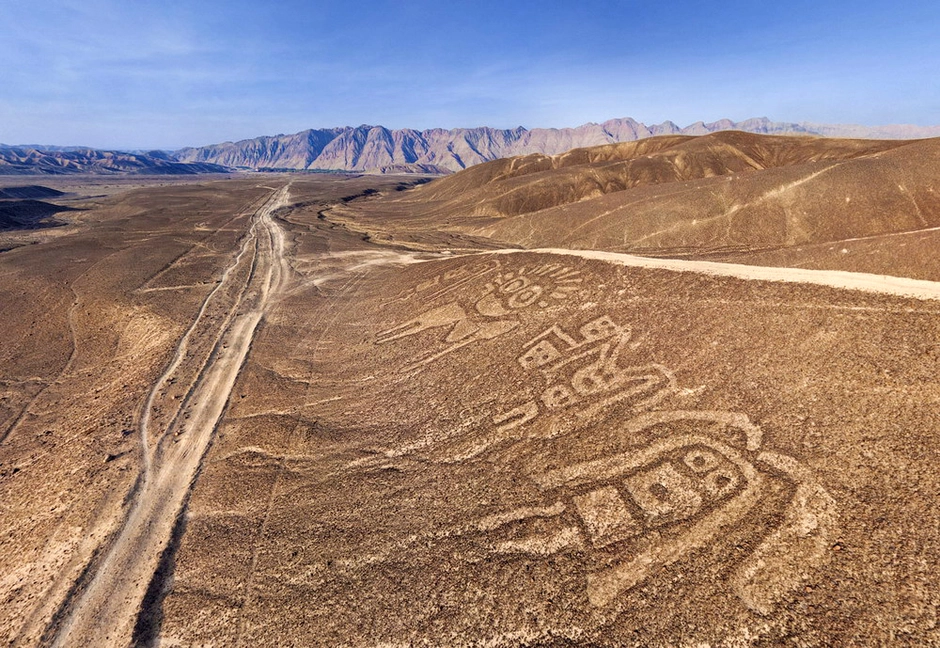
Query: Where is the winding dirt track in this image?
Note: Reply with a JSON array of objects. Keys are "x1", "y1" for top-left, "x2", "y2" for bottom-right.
[{"x1": 50, "y1": 184, "x2": 291, "y2": 647}]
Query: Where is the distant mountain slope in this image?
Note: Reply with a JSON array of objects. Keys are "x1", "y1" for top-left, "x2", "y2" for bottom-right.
[
  {"x1": 0, "y1": 147, "x2": 229, "y2": 175},
  {"x1": 326, "y1": 131, "x2": 940, "y2": 266},
  {"x1": 174, "y1": 117, "x2": 940, "y2": 174}
]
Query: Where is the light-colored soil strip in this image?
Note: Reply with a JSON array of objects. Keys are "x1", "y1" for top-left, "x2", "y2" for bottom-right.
[{"x1": 492, "y1": 248, "x2": 940, "y2": 301}]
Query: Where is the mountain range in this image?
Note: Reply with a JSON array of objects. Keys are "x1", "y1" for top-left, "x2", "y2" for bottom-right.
[
  {"x1": 174, "y1": 117, "x2": 940, "y2": 174},
  {"x1": 5, "y1": 117, "x2": 940, "y2": 176},
  {"x1": 0, "y1": 146, "x2": 227, "y2": 175}
]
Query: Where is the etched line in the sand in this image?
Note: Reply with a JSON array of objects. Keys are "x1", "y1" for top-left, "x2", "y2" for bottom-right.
[
  {"x1": 488, "y1": 315, "x2": 676, "y2": 439},
  {"x1": 731, "y1": 450, "x2": 839, "y2": 615},
  {"x1": 463, "y1": 412, "x2": 837, "y2": 614},
  {"x1": 412, "y1": 260, "x2": 502, "y2": 303},
  {"x1": 376, "y1": 264, "x2": 583, "y2": 372},
  {"x1": 572, "y1": 486, "x2": 641, "y2": 548},
  {"x1": 363, "y1": 267, "x2": 839, "y2": 617},
  {"x1": 422, "y1": 316, "x2": 677, "y2": 464},
  {"x1": 372, "y1": 273, "x2": 839, "y2": 615}
]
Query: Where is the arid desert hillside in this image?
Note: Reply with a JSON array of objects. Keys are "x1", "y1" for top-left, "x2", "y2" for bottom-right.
[{"x1": 328, "y1": 131, "x2": 940, "y2": 280}]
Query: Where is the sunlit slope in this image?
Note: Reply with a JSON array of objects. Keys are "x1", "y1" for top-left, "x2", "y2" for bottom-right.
[{"x1": 359, "y1": 132, "x2": 940, "y2": 257}]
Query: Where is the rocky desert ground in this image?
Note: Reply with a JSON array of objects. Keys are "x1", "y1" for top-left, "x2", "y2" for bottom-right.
[{"x1": 2, "y1": 133, "x2": 940, "y2": 646}]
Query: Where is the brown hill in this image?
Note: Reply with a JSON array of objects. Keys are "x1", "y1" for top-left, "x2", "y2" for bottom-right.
[
  {"x1": 327, "y1": 131, "x2": 940, "y2": 279},
  {"x1": 0, "y1": 200, "x2": 74, "y2": 230},
  {"x1": 0, "y1": 185, "x2": 76, "y2": 230},
  {"x1": 0, "y1": 185, "x2": 66, "y2": 200}
]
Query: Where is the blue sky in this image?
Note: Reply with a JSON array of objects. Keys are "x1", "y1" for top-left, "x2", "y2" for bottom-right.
[{"x1": 1, "y1": 0, "x2": 938, "y2": 149}]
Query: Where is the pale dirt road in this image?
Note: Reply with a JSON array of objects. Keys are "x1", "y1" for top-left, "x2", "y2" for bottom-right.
[
  {"x1": 49, "y1": 184, "x2": 291, "y2": 647},
  {"x1": 493, "y1": 247, "x2": 940, "y2": 301}
]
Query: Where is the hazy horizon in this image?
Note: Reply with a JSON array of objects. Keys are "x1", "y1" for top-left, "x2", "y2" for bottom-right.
[{"x1": 2, "y1": 0, "x2": 939, "y2": 149}]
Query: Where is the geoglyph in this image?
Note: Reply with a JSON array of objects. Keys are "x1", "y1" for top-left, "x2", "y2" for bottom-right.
[
  {"x1": 476, "y1": 410, "x2": 838, "y2": 615},
  {"x1": 376, "y1": 260, "x2": 839, "y2": 616}
]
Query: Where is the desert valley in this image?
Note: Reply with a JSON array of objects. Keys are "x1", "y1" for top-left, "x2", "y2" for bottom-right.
[{"x1": 0, "y1": 129, "x2": 939, "y2": 646}]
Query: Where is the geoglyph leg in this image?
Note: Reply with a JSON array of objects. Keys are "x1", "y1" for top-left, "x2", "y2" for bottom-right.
[{"x1": 732, "y1": 451, "x2": 839, "y2": 615}]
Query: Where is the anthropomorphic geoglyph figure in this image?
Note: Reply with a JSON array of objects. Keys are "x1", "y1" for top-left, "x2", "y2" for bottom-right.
[{"x1": 376, "y1": 265, "x2": 582, "y2": 371}]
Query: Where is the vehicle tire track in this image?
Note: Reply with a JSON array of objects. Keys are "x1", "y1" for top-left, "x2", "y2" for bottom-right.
[
  {"x1": 1, "y1": 192, "x2": 267, "y2": 449},
  {"x1": 48, "y1": 184, "x2": 292, "y2": 648},
  {"x1": 136, "y1": 209, "x2": 261, "y2": 475}
]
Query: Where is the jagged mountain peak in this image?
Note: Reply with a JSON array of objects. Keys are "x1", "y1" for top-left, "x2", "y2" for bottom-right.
[{"x1": 172, "y1": 117, "x2": 940, "y2": 174}]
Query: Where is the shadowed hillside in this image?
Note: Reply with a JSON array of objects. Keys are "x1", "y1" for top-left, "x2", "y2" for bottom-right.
[
  {"x1": 0, "y1": 200, "x2": 75, "y2": 230},
  {"x1": 0, "y1": 185, "x2": 76, "y2": 230},
  {"x1": 0, "y1": 186, "x2": 66, "y2": 200}
]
